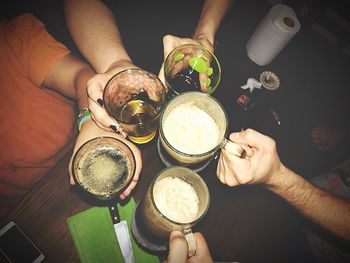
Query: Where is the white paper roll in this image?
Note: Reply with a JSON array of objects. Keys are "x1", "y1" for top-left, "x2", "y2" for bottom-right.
[{"x1": 246, "y1": 4, "x2": 301, "y2": 66}]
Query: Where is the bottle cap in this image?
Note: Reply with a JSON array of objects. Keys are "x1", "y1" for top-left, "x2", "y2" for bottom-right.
[{"x1": 260, "y1": 71, "x2": 280, "y2": 91}]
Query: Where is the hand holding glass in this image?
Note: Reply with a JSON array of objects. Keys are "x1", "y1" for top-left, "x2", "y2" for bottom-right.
[
  {"x1": 139, "y1": 166, "x2": 210, "y2": 257},
  {"x1": 164, "y1": 44, "x2": 221, "y2": 99},
  {"x1": 104, "y1": 68, "x2": 166, "y2": 144},
  {"x1": 71, "y1": 136, "x2": 136, "y2": 201}
]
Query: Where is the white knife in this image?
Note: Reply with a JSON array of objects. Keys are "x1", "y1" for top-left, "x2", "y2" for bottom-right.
[{"x1": 109, "y1": 205, "x2": 135, "y2": 263}]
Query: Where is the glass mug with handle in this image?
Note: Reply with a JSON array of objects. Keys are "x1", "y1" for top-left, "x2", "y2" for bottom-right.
[
  {"x1": 139, "y1": 166, "x2": 210, "y2": 257},
  {"x1": 159, "y1": 91, "x2": 246, "y2": 167},
  {"x1": 104, "y1": 68, "x2": 166, "y2": 144}
]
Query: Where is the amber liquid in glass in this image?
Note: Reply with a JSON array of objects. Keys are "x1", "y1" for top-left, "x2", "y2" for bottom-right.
[{"x1": 120, "y1": 99, "x2": 158, "y2": 144}]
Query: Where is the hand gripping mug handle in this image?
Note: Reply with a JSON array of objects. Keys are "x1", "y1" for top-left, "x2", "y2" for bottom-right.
[
  {"x1": 182, "y1": 228, "x2": 196, "y2": 257},
  {"x1": 222, "y1": 138, "x2": 247, "y2": 158}
]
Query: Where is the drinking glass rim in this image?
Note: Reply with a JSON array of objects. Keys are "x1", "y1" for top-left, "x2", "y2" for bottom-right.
[
  {"x1": 149, "y1": 166, "x2": 210, "y2": 226},
  {"x1": 71, "y1": 136, "x2": 136, "y2": 199},
  {"x1": 164, "y1": 44, "x2": 222, "y2": 94},
  {"x1": 103, "y1": 68, "x2": 167, "y2": 125},
  {"x1": 159, "y1": 91, "x2": 228, "y2": 158}
]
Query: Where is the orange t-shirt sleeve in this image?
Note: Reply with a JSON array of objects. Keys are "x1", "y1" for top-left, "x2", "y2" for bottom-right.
[{"x1": 7, "y1": 13, "x2": 70, "y2": 86}]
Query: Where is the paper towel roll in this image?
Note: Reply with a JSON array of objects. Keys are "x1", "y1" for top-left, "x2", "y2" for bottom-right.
[{"x1": 246, "y1": 4, "x2": 301, "y2": 66}]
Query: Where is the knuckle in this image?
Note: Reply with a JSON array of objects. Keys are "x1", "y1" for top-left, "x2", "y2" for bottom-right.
[{"x1": 163, "y1": 34, "x2": 172, "y2": 43}]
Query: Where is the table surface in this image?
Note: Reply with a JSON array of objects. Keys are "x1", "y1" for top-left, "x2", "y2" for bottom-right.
[{"x1": 2, "y1": 0, "x2": 350, "y2": 262}]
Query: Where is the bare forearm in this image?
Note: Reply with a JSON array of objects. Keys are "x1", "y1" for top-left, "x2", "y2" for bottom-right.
[
  {"x1": 74, "y1": 67, "x2": 93, "y2": 110},
  {"x1": 64, "y1": 0, "x2": 131, "y2": 73},
  {"x1": 268, "y1": 165, "x2": 350, "y2": 241},
  {"x1": 193, "y1": 0, "x2": 233, "y2": 45},
  {"x1": 43, "y1": 54, "x2": 94, "y2": 111}
]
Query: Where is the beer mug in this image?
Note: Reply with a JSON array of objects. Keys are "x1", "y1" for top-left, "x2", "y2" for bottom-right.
[
  {"x1": 139, "y1": 166, "x2": 210, "y2": 257},
  {"x1": 159, "y1": 91, "x2": 245, "y2": 167},
  {"x1": 71, "y1": 136, "x2": 136, "y2": 200}
]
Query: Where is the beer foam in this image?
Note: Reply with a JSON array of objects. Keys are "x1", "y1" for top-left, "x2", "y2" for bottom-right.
[
  {"x1": 76, "y1": 146, "x2": 130, "y2": 196},
  {"x1": 163, "y1": 103, "x2": 220, "y2": 154},
  {"x1": 153, "y1": 176, "x2": 199, "y2": 223}
]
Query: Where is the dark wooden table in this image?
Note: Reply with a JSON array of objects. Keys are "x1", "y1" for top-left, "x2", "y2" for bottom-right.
[
  {"x1": 2, "y1": 0, "x2": 349, "y2": 262},
  {"x1": 0, "y1": 136, "x2": 303, "y2": 263}
]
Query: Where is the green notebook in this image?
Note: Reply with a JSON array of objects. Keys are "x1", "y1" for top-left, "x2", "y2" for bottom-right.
[
  {"x1": 67, "y1": 206, "x2": 124, "y2": 263},
  {"x1": 67, "y1": 198, "x2": 160, "y2": 263}
]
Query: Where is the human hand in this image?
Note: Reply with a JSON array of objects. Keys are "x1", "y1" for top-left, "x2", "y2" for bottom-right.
[
  {"x1": 87, "y1": 59, "x2": 137, "y2": 134},
  {"x1": 162, "y1": 34, "x2": 214, "y2": 60},
  {"x1": 163, "y1": 231, "x2": 213, "y2": 263},
  {"x1": 68, "y1": 119, "x2": 142, "y2": 200},
  {"x1": 217, "y1": 129, "x2": 283, "y2": 187},
  {"x1": 159, "y1": 34, "x2": 214, "y2": 93}
]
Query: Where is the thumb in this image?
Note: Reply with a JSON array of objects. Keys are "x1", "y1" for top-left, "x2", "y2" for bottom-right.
[
  {"x1": 163, "y1": 35, "x2": 177, "y2": 61},
  {"x1": 68, "y1": 155, "x2": 76, "y2": 185},
  {"x1": 158, "y1": 62, "x2": 166, "y2": 88},
  {"x1": 87, "y1": 77, "x2": 105, "y2": 103},
  {"x1": 229, "y1": 128, "x2": 266, "y2": 149},
  {"x1": 166, "y1": 231, "x2": 188, "y2": 263}
]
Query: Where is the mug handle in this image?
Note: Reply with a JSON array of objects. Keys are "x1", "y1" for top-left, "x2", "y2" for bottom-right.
[
  {"x1": 182, "y1": 228, "x2": 196, "y2": 257},
  {"x1": 222, "y1": 138, "x2": 247, "y2": 158}
]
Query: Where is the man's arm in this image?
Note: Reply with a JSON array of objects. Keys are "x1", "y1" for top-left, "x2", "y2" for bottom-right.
[
  {"x1": 64, "y1": 0, "x2": 132, "y2": 73},
  {"x1": 268, "y1": 165, "x2": 350, "y2": 241},
  {"x1": 217, "y1": 129, "x2": 350, "y2": 242},
  {"x1": 193, "y1": 0, "x2": 234, "y2": 47},
  {"x1": 162, "y1": 0, "x2": 233, "y2": 57}
]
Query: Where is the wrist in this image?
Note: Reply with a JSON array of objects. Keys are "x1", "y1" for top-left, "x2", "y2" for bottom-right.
[
  {"x1": 266, "y1": 164, "x2": 297, "y2": 195},
  {"x1": 192, "y1": 33, "x2": 214, "y2": 51},
  {"x1": 106, "y1": 59, "x2": 135, "y2": 74},
  {"x1": 265, "y1": 162, "x2": 288, "y2": 189}
]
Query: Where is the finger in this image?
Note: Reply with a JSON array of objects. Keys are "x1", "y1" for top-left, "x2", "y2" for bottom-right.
[
  {"x1": 87, "y1": 77, "x2": 105, "y2": 104},
  {"x1": 221, "y1": 151, "x2": 239, "y2": 186},
  {"x1": 119, "y1": 141, "x2": 142, "y2": 200},
  {"x1": 163, "y1": 35, "x2": 196, "y2": 59},
  {"x1": 69, "y1": 146, "x2": 80, "y2": 186},
  {"x1": 229, "y1": 128, "x2": 269, "y2": 149},
  {"x1": 119, "y1": 180, "x2": 137, "y2": 200},
  {"x1": 119, "y1": 159, "x2": 140, "y2": 200},
  {"x1": 199, "y1": 72, "x2": 208, "y2": 92},
  {"x1": 242, "y1": 144, "x2": 254, "y2": 158},
  {"x1": 216, "y1": 153, "x2": 222, "y2": 179},
  {"x1": 158, "y1": 62, "x2": 166, "y2": 88},
  {"x1": 216, "y1": 153, "x2": 226, "y2": 184},
  {"x1": 89, "y1": 99, "x2": 120, "y2": 129},
  {"x1": 192, "y1": 232, "x2": 211, "y2": 257},
  {"x1": 69, "y1": 176, "x2": 76, "y2": 185},
  {"x1": 90, "y1": 110, "x2": 126, "y2": 136},
  {"x1": 163, "y1": 35, "x2": 179, "y2": 60},
  {"x1": 166, "y1": 231, "x2": 188, "y2": 263}
]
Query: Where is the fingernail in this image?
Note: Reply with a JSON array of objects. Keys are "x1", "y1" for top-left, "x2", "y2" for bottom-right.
[
  {"x1": 97, "y1": 98, "x2": 104, "y2": 107},
  {"x1": 110, "y1": 125, "x2": 117, "y2": 132}
]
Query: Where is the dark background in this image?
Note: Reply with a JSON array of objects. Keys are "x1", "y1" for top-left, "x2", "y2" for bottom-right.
[{"x1": 1, "y1": 0, "x2": 350, "y2": 262}]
